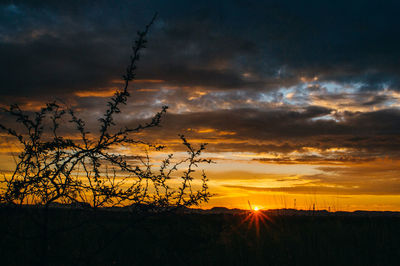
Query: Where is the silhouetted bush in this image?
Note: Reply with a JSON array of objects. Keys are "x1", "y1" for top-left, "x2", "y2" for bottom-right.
[{"x1": 0, "y1": 14, "x2": 211, "y2": 265}]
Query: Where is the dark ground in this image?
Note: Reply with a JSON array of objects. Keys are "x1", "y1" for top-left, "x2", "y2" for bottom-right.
[{"x1": 1, "y1": 206, "x2": 399, "y2": 266}]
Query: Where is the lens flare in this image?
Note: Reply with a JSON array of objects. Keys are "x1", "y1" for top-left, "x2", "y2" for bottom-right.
[{"x1": 241, "y1": 208, "x2": 273, "y2": 237}]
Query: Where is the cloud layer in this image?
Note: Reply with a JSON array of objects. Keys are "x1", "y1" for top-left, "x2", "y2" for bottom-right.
[{"x1": 1, "y1": 0, "x2": 400, "y2": 204}]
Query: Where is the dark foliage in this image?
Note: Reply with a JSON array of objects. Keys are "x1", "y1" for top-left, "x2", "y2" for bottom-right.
[
  {"x1": 1, "y1": 208, "x2": 400, "y2": 266},
  {"x1": 0, "y1": 13, "x2": 211, "y2": 209},
  {"x1": 0, "y1": 14, "x2": 211, "y2": 265}
]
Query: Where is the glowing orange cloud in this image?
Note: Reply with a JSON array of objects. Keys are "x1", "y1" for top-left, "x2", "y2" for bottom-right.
[{"x1": 75, "y1": 88, "x2": 116, "y2": 98}]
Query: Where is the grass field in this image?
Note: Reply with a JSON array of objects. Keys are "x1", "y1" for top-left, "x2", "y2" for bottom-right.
[{"x1": 1, "y1": 207, "x2": 399, "y2": 265}]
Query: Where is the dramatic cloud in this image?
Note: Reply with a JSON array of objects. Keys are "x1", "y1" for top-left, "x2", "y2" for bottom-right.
[
  {"x1": 1, "y1": 0, "x2": 400, "y2": 209},
  {"x1": 2, "y1": 0, "x2": 400, "y2": 98}
]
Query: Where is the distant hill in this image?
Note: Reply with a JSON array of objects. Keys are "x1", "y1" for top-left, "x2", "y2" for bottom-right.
[{"x1": 2, "y1": 203, "x2": 399, "y2": 217}]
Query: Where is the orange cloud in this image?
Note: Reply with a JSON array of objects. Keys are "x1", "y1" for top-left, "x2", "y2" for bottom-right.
[
  {"x1": 133, "y1": 79, "x2": 165, "y2": 83},
  {"x1": 75, "y1": 88, "x2": 116, "y2": 98}
]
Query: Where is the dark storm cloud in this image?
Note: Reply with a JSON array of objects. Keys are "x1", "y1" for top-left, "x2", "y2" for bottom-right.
[
  {"x1": 1, "y1": 0, "x2": 400, "y2": 163},
  {"x1": 2, "y1": 0, "x2": 400, "y2": 103},
  {"x1": 0, "y1": 34, "x2": 124, "y2": 99},
  {"x1": 123, "y1": 107, "x2": 400, "y2": 158}
]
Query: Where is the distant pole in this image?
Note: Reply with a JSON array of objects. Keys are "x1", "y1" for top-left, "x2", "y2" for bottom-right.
[
  {"x1": 248, "y1": 200, "x2": 253, "y2": 210},
  {"x1": 294, "y1": 199, "x2": 296, "y2": 209}
]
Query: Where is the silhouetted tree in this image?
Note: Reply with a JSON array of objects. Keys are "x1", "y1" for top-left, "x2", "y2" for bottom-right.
[{"x1": 0, "y1": 14, "x2": 211, "y2": 265}]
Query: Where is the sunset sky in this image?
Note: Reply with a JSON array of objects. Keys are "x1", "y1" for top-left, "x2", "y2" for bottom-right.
[{"x1": 1, "y1": 0, "x2": 400, "y2": 211}]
